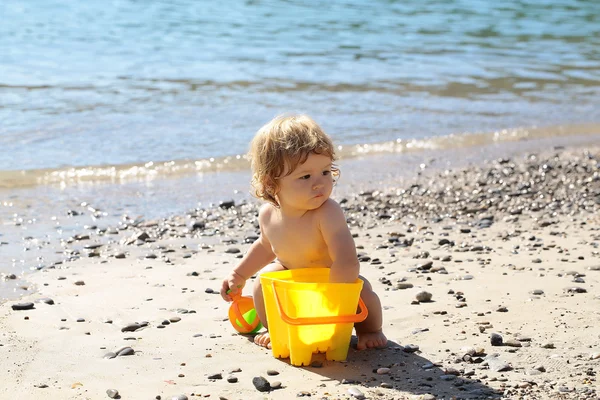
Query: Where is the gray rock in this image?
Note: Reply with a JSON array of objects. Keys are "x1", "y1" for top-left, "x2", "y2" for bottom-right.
[
  {"x1": 171, "y1": 396, "x2": 188, "y2": 400},
  {"x1": 121, "y1": 323, "x2": 142, "y2": 332},
  {"x1": 396, "y1": 282, "x2": 414, "y2": 289},
  {"x1": 403, "y1": 344, "x2": 420, "y2": 353},
  {"x1": 252, "y1": 376, "x2": 270, "y2": 392},
  {"x1": 106, "y1": 389, "x2": 119, "y2": 398},
  {"x1": 486, "y1": 356, "x2": 512, "y2": 372},
  {"x1": 490, "y1": 333, "x2": 503, "y2": 346},
  {"x1": 416, "y1": 291, "x2": 433, "y2": 302},
  {"x1": 11, "y1": 302, "x2": 35, "y2": 311},
  {"x1": 116, "y1": 347, "x2": 134, "y2": 356}
]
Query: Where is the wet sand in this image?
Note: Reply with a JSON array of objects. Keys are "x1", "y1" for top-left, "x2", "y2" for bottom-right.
[{"x1": 1, "y1": 144, "x2": 599, "y2": 399}]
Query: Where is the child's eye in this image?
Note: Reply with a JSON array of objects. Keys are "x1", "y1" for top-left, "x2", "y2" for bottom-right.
[
  {"x1": 322, "y1": 170, "x2": 331, "y2": 176},
  {"x1": 299, "y1": 175, "x2": 310, "y2": 180}
]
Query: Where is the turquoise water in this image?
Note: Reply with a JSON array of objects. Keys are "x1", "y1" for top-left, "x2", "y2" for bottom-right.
[
  {"x1": 1, "y1": 0, "x2": 600, "y2": 299},
  {"x1": 1, "y1": 0, "x2": 600, "y2": 172}
]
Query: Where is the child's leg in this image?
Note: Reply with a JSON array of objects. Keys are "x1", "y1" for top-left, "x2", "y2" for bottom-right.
[
  {"x1": 355, "y1": 276, "x2": 388, "y2": 350},
  {"x1": 252, "y1": 262, "x2": 286, "y2": 348}
]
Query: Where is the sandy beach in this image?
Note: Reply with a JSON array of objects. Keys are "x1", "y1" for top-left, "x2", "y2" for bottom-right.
[{"x1": 1, "y1": 144, "x2": 599, "y2": 400}]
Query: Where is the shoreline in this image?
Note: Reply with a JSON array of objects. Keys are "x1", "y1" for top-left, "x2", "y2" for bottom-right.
[
  {"x1": 1, "y1": 142, "x2": 599, "y2": 399},
  {"x1": 2, "y1": 133, "x2": 600, "y2": 302}
]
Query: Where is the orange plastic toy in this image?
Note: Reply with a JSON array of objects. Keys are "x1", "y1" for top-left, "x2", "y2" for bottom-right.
[{"x1": 227, "y1": 291, "x2": 263, "y2": 334}]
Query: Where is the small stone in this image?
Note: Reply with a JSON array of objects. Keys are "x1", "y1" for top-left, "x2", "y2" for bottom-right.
[
  {"x1": 416, "y1": 291, "x2": 433, "y2": 302},
  {"x1": 74, "y1": 280, "x2": 85, "y2": 286},
  {"x1": 590, "y1": 352, "x2": 600, "y2": 360},
  {"x1": 503, "y1": 339, "x2": 522, "y2": 348},
  {"x1": 403, "y1": 344, "x2": 419, "y2": 353},
  {"x1": 11, "y1": 302, "x2": 35, "y2": 311},
  {"x1": 490, "y1": 333, "x2": 503, "y2": 346},
  {"x1": 376, "y1": 367, "x2": 390, "y2": 374},
  {"x1": 411, "y1": 395, "x2": 436, "y2": 400},
  {"x1": 531, "y1": 289, "x2": 544, "y2": 295},
  {"x1": 171, "y1": 395, "x2": 188, "y2": 400},
  {"x1": 486, "y1": 356, "x2": 511, "y2": 372},
  {"x1": 348, "y1": 387, "x2": 365, "y2": 399},
  {"x1": 541, "y1": 342, "x2": 555, "y2": 349},
  {"x1": 116, "y1": 347, "x2": 134, "y2": 356},
  {"x1": 252, "y1": 376, "x2": 270, "y2": 392},
  {"x1": 396, "y1": 282, "x2": 414, "y2": 290},
  {"x1": 208, "y1": 373, "x2": 222, "y2": 380},
  {"x1": 267, "y1": 369, "x2": 279, "y2": 376},
  {"x1": 564, "y1": 287, "x2": 587, "y2": 294},
  {"x1": 106, "y1": 389, "x2": 119, "y2": 398},
  {"x1": 227, "y1": 375, "x2": 238, "y2": 383},
  {"x1": 121, "y1": 323, "x2": 141, "y2": 332},
  {"x1": 270, "y1": 381, "x2": 282, "y2": 389}
]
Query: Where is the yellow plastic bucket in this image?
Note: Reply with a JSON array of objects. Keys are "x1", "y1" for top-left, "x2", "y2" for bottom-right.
[{"x1": 260, "y1": 268, "x2": 368, "y2": 366}]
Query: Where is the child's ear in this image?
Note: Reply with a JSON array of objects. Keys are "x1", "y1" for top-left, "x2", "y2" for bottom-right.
[{"x1": 263, "y1": 177, "x2": 278, "y2": 195}]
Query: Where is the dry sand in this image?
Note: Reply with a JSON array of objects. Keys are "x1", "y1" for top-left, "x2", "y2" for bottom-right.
[{"x1": 1, "y1": 145, "x2": 599, "y2": 400}]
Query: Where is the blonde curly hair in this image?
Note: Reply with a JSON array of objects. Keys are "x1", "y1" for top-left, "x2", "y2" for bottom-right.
[{"x1": 249, "y1": 114, "x2": 338, "y2": 206}]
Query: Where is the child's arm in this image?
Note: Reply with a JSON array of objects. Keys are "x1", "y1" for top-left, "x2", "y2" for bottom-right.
[
  {"x1": 318, "y1": 199, "x2": 360, "y2": 283},
  {"x1": 220, "y1": 204, "x2": 276, "y2": 301}
]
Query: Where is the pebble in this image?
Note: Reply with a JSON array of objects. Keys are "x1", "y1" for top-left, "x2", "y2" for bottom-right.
[
  {"x1": 490, "y1": 333, "x2": 503, "y2": 346},
  {"x1": 227, "y1": 375, "x2": 238, "y2": 383},
  {"x1": 116, "y1": 347, "x2": 134, "y2": 356},
  {"x1": 208, "y1": 373, "x2": 222, "y2": 380},
  {"x1": 415, "y1": 291, "x2": 432, "y2": 302},
  {"x1": 376, "y1": 367, "x2": 390, "y2": 374},
  {"x1": 266, "y1": 369, "x2": 279, "y2": 376},
  {"x1": 252, "y1": 376, "x2": 270, "y2": 392},
  {"x1": 11, "y1": 302, "x2": 35, "y2": 311},
  {"x1": 396, "y1": 282, "x2": 414, "y2": 289},
  {"x1": 485, "y1": 356, "x2": 512, "y2": 372},
  {"x1": 171, "y1": 396, "x2": 187, "y2": 400},
  {"x1": 403, "y1": 344, "x2": 419, "y2": 353},
  {"x1": 270, "y1": 381, "x2": 282, "y2": 389},
  {"x1": 348, "y1": 387, "x2": 365, "y2": 399},
  {"x1": 106, "y1": 389, "x2": 119, "y2": 398},
  {"x1": 121, "y1": 323, "x2": 142, "y2": 332},
  {"x1": 411, "y1": 395, "x2": 436, "y2": 400}
]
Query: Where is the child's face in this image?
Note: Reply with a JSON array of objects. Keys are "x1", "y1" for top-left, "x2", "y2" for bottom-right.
[{"x1": 275, "y1": 153, "x2": 334, "y2": 212}]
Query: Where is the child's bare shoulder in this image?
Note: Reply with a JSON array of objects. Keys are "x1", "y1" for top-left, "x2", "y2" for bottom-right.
[
  {"x1": 315, "y1": 198, "x2": 345, "y2": 222},
  {"x1": 258, "y1": 203, "x2": 277, "y2": 223}
]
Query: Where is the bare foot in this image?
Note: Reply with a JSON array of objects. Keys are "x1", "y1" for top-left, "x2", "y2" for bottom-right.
[
  {"x1": 253, "y1": 332, "x2": 272, "y2": 349},
  {"x1": 356, "y1": 330, "x2": 387, "y2": 350}
]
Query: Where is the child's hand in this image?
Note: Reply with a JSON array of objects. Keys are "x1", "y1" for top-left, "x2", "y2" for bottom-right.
[{"x1": 220, "y1": 271, "x2": 246, "y2": 301}]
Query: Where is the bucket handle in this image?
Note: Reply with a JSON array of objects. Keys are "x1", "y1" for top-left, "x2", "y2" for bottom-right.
[
  {"x1": 228, "y1": 291, "x2": 255, "y2": 332},
  {"x1": 271, "y1": 281, "x2": 368, "y2": 326}
]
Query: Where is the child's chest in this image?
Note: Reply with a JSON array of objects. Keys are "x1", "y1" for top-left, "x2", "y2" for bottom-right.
[{"x1": 264, "y1": 217, "x2": 329, "y2": 266}]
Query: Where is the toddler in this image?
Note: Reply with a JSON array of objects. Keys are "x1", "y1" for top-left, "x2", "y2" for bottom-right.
[{"x1": 220, "y1": 114, "x2": 387, "y2": 350}]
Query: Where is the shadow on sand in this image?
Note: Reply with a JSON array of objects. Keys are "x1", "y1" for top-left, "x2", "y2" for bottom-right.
[{"x1": 266, "y1": 337, "x2": 502, "y2": 399}]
